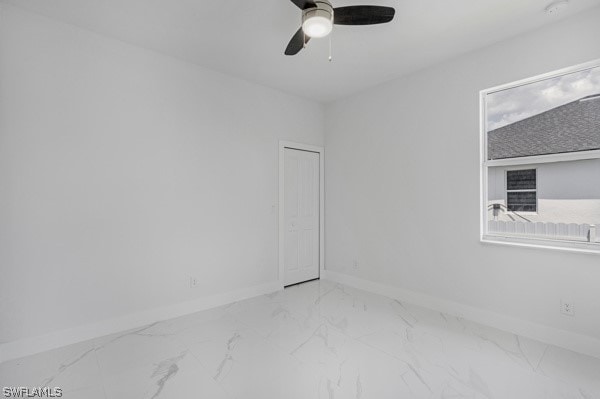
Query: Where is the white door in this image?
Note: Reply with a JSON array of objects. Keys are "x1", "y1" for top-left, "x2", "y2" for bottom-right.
[{"x1": 283, "y1": 148, "x2": 320, "y2": 286}]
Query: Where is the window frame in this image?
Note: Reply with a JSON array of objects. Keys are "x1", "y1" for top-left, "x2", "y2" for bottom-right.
[{"x1": 480, "y1": 59, "x2": 600, "y2": 254}]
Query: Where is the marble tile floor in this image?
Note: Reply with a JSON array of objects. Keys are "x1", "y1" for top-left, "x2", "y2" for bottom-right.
[{"x1": 1, "y1": 279, "x2": 600, "y2": 399}]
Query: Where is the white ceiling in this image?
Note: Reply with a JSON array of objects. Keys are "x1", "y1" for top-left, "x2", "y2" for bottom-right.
[{"x1": 3, "y1": 0, "x2": 600, "y2": 102}]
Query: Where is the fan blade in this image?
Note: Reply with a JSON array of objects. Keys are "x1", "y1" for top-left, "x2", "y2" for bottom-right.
[
  {"x1": 333, "y1": 6, "x2": 395, "y2": 25},
  {"x1": 284, "y1": 28, "x2": 311, "y2": 56},
  {"x1": 290, "y1": 0, "x2": 316, "y2": 10}
]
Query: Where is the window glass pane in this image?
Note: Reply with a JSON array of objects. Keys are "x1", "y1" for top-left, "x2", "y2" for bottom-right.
[
  {"x1": 507, "y1": 192, "x2": 536, "y2": 212},
  {"x1": 507, "y1": 169, "x2": 536, "y2": 190},
  {"x1": 487, "y1": 67, "x2": 600, "y2": 160}
]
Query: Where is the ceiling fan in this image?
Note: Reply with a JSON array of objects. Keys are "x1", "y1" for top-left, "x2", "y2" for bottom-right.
[{"x1": 285, "y1": 0, "x2": 395, "y2": 56}]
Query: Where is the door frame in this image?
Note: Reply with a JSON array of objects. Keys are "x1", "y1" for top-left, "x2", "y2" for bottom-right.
[{"x1": 278, "y1": 141, "x2": 325, "y2": 288}]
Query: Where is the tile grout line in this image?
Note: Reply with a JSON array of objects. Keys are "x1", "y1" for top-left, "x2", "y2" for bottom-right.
[{"x1": 91, "y1": 343, "x2": 109, "y2": 399}]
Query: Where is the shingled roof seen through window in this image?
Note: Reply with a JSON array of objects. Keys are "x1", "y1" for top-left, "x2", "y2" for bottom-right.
[{"x1": 487, "y1": 94, "x2": 600, "y2": 160}]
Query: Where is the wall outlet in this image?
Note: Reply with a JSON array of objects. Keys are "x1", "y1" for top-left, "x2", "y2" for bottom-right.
[
  {"x1": 190, "y1": 276, "x2": 199, "y2": 288},
  {"x1": 560, "y1": 300, "x2": 575, "y2": 316},
  {"x1": 353, "y1": 260, "x2": 359, "y2": 270}
]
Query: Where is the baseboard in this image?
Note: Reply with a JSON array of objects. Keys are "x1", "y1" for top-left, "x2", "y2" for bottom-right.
[
  {"x1": 0, "y1": 281, "x2": 282, "y2": 363},
  {"x1": 321, "y1": 270, "x2": 600, "y2": 359}
]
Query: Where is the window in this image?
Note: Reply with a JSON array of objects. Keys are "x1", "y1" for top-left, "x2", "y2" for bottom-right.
[
  {"x1": 506, "y1": 169, "x2": 536, "y2": 212},
  {"x1": 481, "y1": 60, "x2": 600, "y2": 253}
]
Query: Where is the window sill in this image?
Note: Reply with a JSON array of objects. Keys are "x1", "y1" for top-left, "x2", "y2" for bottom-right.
[{"x1": 481, "y1": 234, "x2": 600, "y2": 255}]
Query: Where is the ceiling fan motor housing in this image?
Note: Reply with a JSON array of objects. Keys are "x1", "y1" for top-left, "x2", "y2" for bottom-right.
[{"x1": 302, "y1": 0, "x2": 334, "y2": 27}]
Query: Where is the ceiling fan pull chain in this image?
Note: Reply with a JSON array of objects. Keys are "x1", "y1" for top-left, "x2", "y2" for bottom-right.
[{"x1": 328, "y1": 32, "x2": 332, "y2": 62}]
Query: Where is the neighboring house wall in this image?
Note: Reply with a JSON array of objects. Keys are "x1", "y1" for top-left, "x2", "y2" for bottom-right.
[{"x1": 488, "y1": 159, "x2": 600, "y2": 224}]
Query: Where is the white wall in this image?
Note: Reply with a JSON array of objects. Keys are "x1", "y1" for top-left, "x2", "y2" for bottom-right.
[
  {"x1": 0, "y1": 5, "x2": 324, "y2": 346},
  {"x1": 488, "y1": 159, "x2": 600, "y2": 223},
  {"x1": 325, "y1": 7, "x2": 600, "y2": 345}
]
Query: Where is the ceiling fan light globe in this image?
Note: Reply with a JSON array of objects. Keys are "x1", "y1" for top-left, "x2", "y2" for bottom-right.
[
  {"x1": 302, "y1": 8, "x2": 333, "y2": 38},
  {"x1": 302, "y1": 16, "x2": 332, "y2": 38}
]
